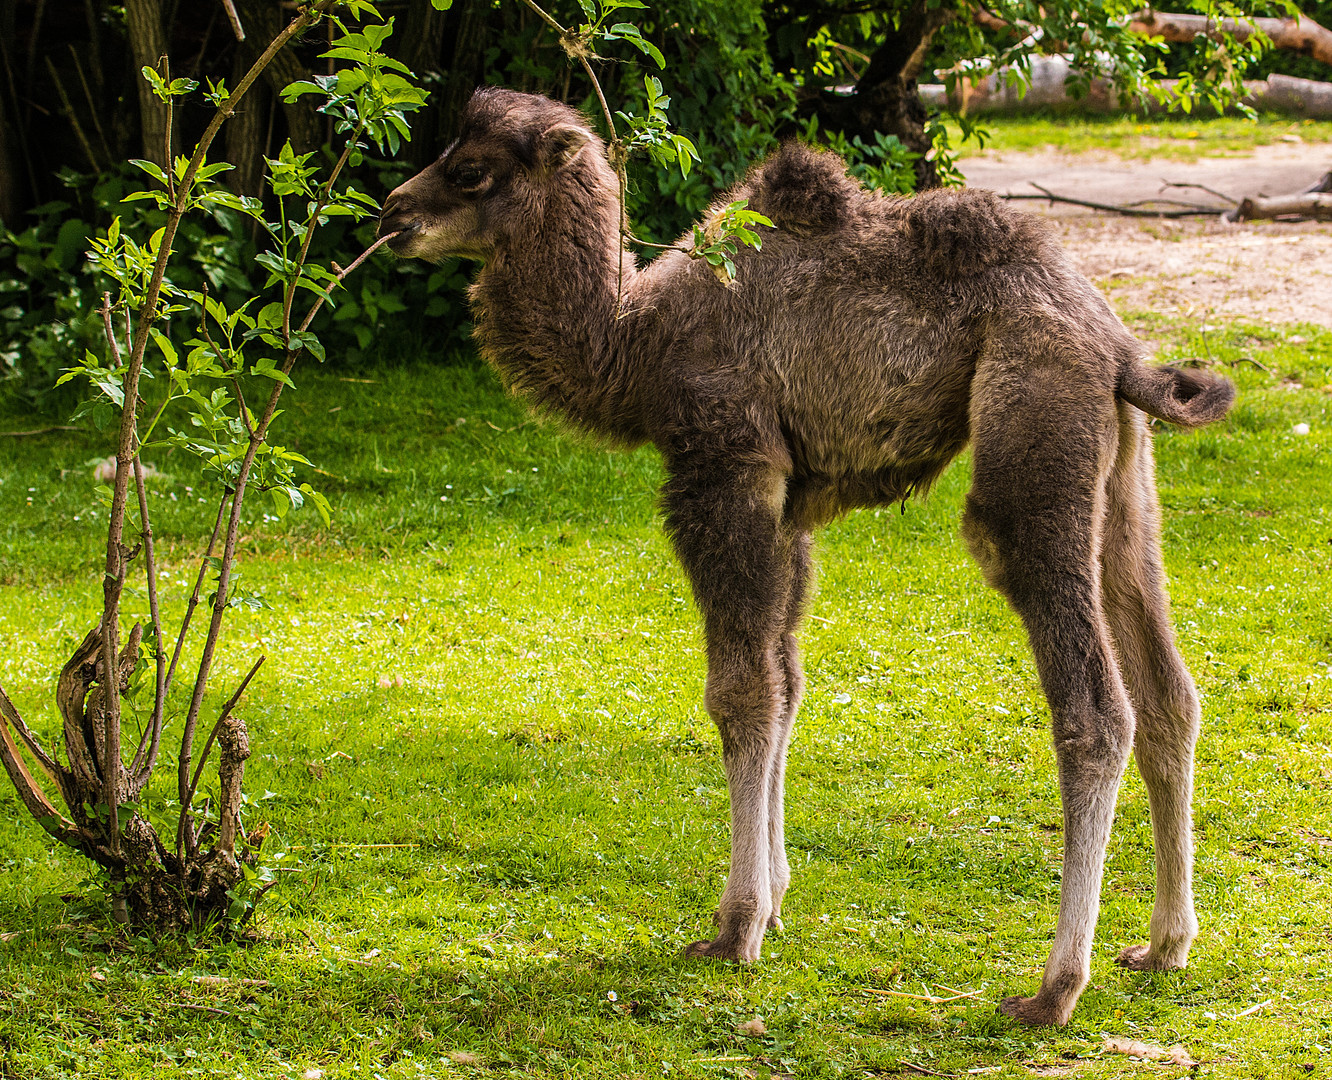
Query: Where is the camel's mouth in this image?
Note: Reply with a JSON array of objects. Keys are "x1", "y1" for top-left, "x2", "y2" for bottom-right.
[{"x1": 382, "y1": 222, "x2": 422, "y2": 256}]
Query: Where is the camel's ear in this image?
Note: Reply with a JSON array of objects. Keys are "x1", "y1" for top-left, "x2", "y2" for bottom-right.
[{"x1": 537, "y1": 123, "x2": 590, "y2": 171}]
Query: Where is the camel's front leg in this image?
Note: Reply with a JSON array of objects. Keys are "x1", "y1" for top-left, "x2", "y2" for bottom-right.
[
  {"x1": 686, "y1": 642, "x2": 785, "y2": 960},
  {"x1": 663, "y1": 461, "x2": 796, "y2": 962}
]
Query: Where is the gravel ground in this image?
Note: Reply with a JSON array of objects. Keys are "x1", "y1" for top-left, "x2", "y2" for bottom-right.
[{"x1": 960, "y1": 144, "x2": 1332, "y2": 327}]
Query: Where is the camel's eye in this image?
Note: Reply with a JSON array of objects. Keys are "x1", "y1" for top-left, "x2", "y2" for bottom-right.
[{"x1": 451, "y1": 163, "x2": 487, "y2": 191}]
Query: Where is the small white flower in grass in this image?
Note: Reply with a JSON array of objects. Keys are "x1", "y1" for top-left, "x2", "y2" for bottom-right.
[
  {"x1": 607, "y1": 990, "x2": 617, "y2": 1001},
  {"x1": 1293, "y1": 423, "x2": 1311, "y2": 435}
]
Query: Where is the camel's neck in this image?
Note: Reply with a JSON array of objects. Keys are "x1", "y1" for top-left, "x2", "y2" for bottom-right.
[{"x1": 470, "y1": 200, "x2": 647, "y2": 444}]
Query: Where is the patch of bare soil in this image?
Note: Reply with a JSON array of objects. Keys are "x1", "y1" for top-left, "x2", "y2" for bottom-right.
[{"x1": 961, "y1": 147, "x2": 1332, "y2": 328}]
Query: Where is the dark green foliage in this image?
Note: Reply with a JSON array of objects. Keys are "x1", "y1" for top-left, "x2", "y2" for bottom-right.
[
  {"x1": 0, "y1": 0, "x2": 1310, "y2": 407},
  {"x1": 0, "y1": 158, "x2": 474, "y2": 409}
]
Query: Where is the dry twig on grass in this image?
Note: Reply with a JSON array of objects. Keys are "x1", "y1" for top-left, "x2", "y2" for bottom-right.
[
  {"x1": 1103, "y1": 1037, "x2": 1197, "y2": 1066},
  {"x1": 1005, "y1": 183, "x2": 1226, "y2": 218},
  {"x1": 863, "y1": 982, "x2": 983, "y2": 1005}
]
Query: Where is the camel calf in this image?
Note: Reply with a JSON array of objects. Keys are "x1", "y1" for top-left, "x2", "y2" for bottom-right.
[{"x1": 378, "y1": 87, "x2": 1234, "y2": 1026}]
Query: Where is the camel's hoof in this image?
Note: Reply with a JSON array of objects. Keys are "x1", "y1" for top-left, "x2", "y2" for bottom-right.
[
  {"x1": 998, "y1": 994, "x2": 1069, "y2": 1027},
  {"x1": 684, "y1": 938, "x2": 754, "y2": 962},
  {"x1": 1116, "y1": 944, "x2": 1185, "y2": 971},
  {"x1": 767, "y1": 914, "x2": 784, "y2": 932}
]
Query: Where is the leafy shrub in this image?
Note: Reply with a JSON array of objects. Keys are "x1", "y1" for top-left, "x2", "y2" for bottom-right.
[{"x1": 0, "y1": 157, "x2": 473, "y2": 410}]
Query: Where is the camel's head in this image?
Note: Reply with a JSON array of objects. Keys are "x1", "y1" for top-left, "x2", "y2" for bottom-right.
[{"x1": 378, "y1": 87, "x2": 605, "y2": 263}]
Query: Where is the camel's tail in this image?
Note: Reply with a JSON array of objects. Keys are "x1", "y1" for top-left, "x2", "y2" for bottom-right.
[{"x1": 1117, "y1": 358, "x2": 1235, "y2": 428}]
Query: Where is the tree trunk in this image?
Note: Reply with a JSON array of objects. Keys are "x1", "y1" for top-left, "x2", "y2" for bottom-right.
[
  {"x1": 125, "y1": 0, "x2": 172, "y2": 168},
  {"x1": 0, "y1": 75, "x2": 21, "y2": 224},
  {"x1": 225, "y1": 49, "x2": 269, "y2": 198},
  {"x1": 232, "y1": 0, "x2": 321, "y2": 154},
  {"x1": 406, "y1": 0, "x2": 490, "y2": 167},
  {"x1": 801, "y1": 0, "x2": 953, "y2": 189},
  {"x1": 403, "y1": 2, "x2": 449, "y2": 80}
]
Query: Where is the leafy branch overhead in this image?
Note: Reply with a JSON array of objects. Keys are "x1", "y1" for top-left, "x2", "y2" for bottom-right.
[
  {"x1": 519, "y1": 0, "x2": 763, "y2": 287},
  {"x1": 692, "y1": 200, "x2": 773, "y2": 285}
]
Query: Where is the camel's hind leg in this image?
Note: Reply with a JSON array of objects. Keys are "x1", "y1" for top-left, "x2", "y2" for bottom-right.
[
  {"x1": 1101, "y1": 406, "x2": 1200, "y2": 971},
  {"x1": 963, "y1": 360, "x2": 1134, "y2": 1027}
]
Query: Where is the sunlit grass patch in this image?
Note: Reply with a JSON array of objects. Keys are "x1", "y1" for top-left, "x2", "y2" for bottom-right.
[{"x1": 948, "y1": 113, "x2": 1332, "y2": 161}]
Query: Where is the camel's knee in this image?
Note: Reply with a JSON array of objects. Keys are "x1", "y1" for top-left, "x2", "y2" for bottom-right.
[
  {"x1": 962, "y1": 493, "x2": 1050, "y2": 596},
  {"x1": 704, "y1": 649, "x2": 782, "y2": 751},
  {"x1": 1054, "y1": 709, "x2": 1135, "y2": 780}
]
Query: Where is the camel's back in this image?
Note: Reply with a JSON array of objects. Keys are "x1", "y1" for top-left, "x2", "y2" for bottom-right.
[{"x1": 630, "y1": 144, "x2": 1133, "y2": 493}]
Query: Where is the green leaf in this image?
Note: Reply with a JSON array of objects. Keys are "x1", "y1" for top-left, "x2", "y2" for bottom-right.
[
  {"x1": 251, "y1": 357, "x2": 294, "y2": 387},
  {"x1": 128, "y1": 158, "x2": 168, "y2": 185},
  {"x1": 300, "y1": 483, "x2": 332, "y2": 526},
  {"x1": 149, "y1": 328, "x2": 178, "y2": 368},
  {"x1": 257, "y1": 302, "x2": 285, "y2": 330},
  {"x1": 270, "y1": 486, "x2": 293, "y2": 518},
  {"x1": 291, "y1": 330, "x2": 325, "y2": 362},
  {"x1": 609, "y1": 24, "x2": 665, "y2": 68},
  {"x1": 280, "y1": 80, "x2": 327, "y2": 103}
]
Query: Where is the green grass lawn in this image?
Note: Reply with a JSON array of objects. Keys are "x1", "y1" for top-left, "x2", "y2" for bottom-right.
[
  {"x1": 1, "y1": 318, "x2": 1331, "y2": 1079},
  {"x1": 947, "y1": 113, "x2": 1332, "y2": 160}
]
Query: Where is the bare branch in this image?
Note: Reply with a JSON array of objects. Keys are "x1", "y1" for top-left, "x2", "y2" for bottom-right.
[
  {"x1": 43, "y1": 55, "x2": 99, "y2": 171},
  {"x1": 0, "y1": 684, "x2": 66, "y2": 787},
  {"x1": 162, "y1": 494, "x2": 231, "y2": 704},
  {"x1": 221, "y1": 0, "x2": 246, "y2": 42},
  {"x1": 182, "y1": 655, "x2": 264, "y2": 826},
  {"x1": 519, "y1": 0, "x2": 567, "y2": 37},
  {"x1": 0, "y1": 691, "x2": 92, "y2": 848},
  {"x1": 297, "y1": 232, "x2": 400, "y2": 334},
  {"x1": 1159, "y1": 180, "x2": 1237, "y2": 206},
  {"x1": 1006, "y1": 183, "x2": 1227, "y2": 218},
  {"x1": 100, "y1": 293, "x2": 121, "y2": 366},
  {"x1": 0, "y1": 426, "x2": 81, "y2": 437},
  {"x1": 126, "y1": 456, "x2": 165, "y2": 794},
  {"x1": 162, "y1": 55, "x2": 175, "y2": 202}
]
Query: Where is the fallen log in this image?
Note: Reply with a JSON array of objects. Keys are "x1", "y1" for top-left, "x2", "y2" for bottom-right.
[
  {"x1": 918, "y1": 57, "x2": 1332, "y2": 117},
  {"x1": 1231, "y1": 191, "x2": 1332, "y2": 220},
  {"x1": 1129, "y1": 10, "x2": 1332, "y2": 68},
  {"x1": 1258, "y1": 73, "x2": 1332, "y2": 117}
]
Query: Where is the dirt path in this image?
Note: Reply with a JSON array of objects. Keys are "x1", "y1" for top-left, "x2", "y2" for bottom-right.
[{"x1": 960, "y1": 144, "x2": 1332, "y2": 328}]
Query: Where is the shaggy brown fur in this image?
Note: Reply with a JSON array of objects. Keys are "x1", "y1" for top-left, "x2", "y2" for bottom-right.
[{"x1": 379, "y1": 87, "x2": 1235, "y2": 1027}]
